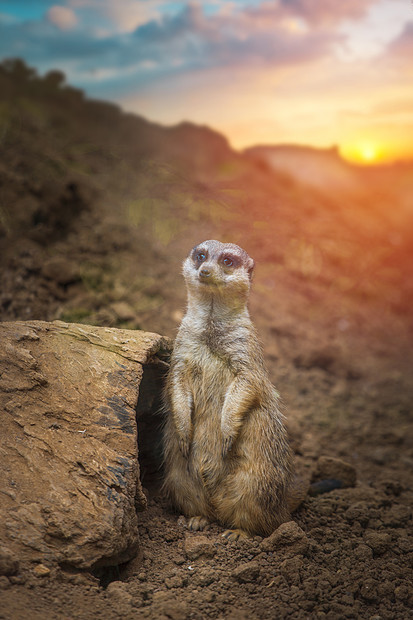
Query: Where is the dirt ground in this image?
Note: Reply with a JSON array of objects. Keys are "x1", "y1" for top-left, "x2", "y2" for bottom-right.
[
  {"x1": 1, "y1": 62, "x2": 412, "y2": 618},
  {"x1": 1, "y1": 215, "x2": 412, "y2": 619}
]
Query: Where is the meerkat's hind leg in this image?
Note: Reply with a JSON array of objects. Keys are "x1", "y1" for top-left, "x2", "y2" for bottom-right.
[
  {"x1": 188, "y1": 516, "x2": 210, "y2": 531},
  {"x1": 221, "y1": 528, "x2": 251, "y2": 541}
]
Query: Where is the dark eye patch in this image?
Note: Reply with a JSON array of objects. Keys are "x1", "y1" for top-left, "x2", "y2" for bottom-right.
[
  {"x1": 220, "y1": 253, "x2": 241, "y2": 269},
  {"x1": 192, "y1": 248, "x2": 208, "y2": 264}
]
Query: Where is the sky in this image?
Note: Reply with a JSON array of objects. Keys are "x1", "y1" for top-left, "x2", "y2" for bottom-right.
[{"x1": 0, "y1": 0, "x2": 412, "y2": 164}]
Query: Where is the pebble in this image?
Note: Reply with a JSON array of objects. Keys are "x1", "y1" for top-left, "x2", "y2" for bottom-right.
[
  {"x1": 110, "y1": 301, "x2": 136, "y2": 322},
  {"x1": 280, "y1": 557, "x2": 303, "y2": 586},
  {"x1": 359, "y1": 578, "x2": 378, "y2": 603},
  {"x1": 382, "y1": 505, "x2": 411, "y2": 527},
  {"x1": 42, "y1": 257, "x2": 79, "y2": 285},
  {"x1": 397, "y1": 534, "x2": 413, "y2": 553},
  {"x1": 231, "y1": 561, "x2": 261, "y2": 583},
  {"x1": 193, "y1": 567, "x2": 215, "y2": 587},
  {"x1": 344, "y1": 502, "x2": 370, "y2": 526},
  {"x1": 106, "y1": 581, "x2": 133, "y2": 605},
  {"x1": 364, "y1": 531, "x2": 391, "y2": 556},
  {"x1": 354, "y1": 543, "x2": 373, "y2": 561},
  {"x1": 152, "y1": 592, "x2": 188, "y2": 620},
  {"x1": 0, "y1": 547, "x2": 19, "y2": 576},
  {"x1": 261, "y1": 521, "x2": 309, "y2": 554},
  {"x1": 33, "y1": 564, "x2": 51, "y2": 577},
  {"x1": 165, "y1": 575, "x2": 184, "y2": 589},
  {"x1": 394, "y1": 584, "x2": 410, "y2": 602},
  {"x1": 0, "y1": 576, "x2": 10, "y2": 590},
  {"x1": 184, "y1": 534, "x2": 216, "y2": 560}
]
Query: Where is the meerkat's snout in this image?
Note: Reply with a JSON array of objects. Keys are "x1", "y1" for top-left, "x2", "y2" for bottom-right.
[{"x1": 199, "y1": 266, "x2": 212, "y2": 279}]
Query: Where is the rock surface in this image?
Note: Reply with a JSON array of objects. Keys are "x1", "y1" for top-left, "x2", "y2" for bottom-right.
[{"x1": 0, "y1": 320, "x2": 170, "y2": 571}]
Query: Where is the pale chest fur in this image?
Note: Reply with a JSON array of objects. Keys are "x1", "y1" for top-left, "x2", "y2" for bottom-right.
[{"x1": 176, "y1": 335, "x2": 233, "y2": 421}]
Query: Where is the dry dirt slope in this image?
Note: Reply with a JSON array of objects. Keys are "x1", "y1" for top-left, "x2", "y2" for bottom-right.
[{"x1": 0, "y1": 59, "x2": 412, "y2": 618}]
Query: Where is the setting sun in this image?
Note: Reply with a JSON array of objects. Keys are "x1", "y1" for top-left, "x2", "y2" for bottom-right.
[
  {"x1": 359, "y1": 144, "x2": 378, "y2": 162},
  {"x1": 340, "y1": 142, "x2": 386, "y2": 166}
]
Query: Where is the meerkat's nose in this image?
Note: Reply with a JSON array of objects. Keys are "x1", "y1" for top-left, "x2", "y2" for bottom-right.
[{"x1": 199, "y1": 267, "x2": 212, "y2": 277}]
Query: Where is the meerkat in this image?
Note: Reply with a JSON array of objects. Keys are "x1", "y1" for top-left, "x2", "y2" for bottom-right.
[{"x1": 163, "y1": 240, "x2": 293, "y2": 540}]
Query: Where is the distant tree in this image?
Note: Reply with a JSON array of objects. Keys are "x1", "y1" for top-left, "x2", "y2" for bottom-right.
[
  {"x1": 0, "y1": 58, "x2": 37, "y2": 82},
  {"x1": 44, "y1": 70, "x2": 66, "y2": 91}
]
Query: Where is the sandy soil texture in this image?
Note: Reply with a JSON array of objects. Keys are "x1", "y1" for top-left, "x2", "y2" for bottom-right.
[{"x1": 0, "y1": 61, "x2": 412, "y2": 618}]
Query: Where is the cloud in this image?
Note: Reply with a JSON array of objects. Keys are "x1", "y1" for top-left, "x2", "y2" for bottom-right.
[
  {"x1": 67, "y1": 0, "x2": 166, "y2": 32},
  {"x1": 47, "y1": 5, "x2": 78, "y2": 30},
  {"x1": 125, "y1": 2, "x2": 338, "y2": 72},
  {"x1": 245, "y1": 0, "x2": 377, "y2": 27},
  {"x1": 0, "y1": 2, "x2": 340, "y2": 88},
  {"x1": 387, "y1": 20, "x2": 413, "y2": 59}
]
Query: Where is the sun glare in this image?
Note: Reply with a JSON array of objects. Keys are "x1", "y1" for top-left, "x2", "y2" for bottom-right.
[
  {"x1": 340, "y1": 142, "x2": 385, "y2": 166},
  {"x1": 359, "y1": 144, "x2": 377, "y2": 162}
]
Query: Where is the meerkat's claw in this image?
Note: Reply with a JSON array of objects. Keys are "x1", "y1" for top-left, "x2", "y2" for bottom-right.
[
  {"x1": 188, "y1": 516, "x2": 210, "y2": 531},
  {"x1": 222, "y1": 528, "x2": 250, "y2": 541}
]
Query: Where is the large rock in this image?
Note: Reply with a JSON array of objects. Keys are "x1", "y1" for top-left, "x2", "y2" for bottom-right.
[{"x1": 0, "y1": 320, "x2": 171, "y2": 571}]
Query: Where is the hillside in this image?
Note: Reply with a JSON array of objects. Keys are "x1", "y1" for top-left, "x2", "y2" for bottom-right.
[
  {"x1": 244, "y1": 144, "x2": 361, "y2": 193},
  {"x1": 0, "y1": 59, "x2": 412, "y2": 619},
  {"x1": 1, "y1": 59, "x2": 412, "y2": 338}
]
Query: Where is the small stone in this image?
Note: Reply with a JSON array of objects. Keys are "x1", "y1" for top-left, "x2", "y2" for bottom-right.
[
  {"x1": 194, "y1": 567, "x2": 215, "y2": 587},
  {"x1": 9, "y1": 575, "x2": 26, "y2": 585},
  {"x1": 110, "y1": 302, "x2": 136, "y2": 322},
  {"x1": 232, "y1": 561, "x2": 261, "y2": 583},
  {"x1": 345, "y1": 502, "x2": 370, "y2": 527},
  {"x1": 42, "y1": 257, "x2": 79, "y2": 285},
  {"x1": 0, "y1": 547, "x2": 19, "y2": 576},
  {"x1": 354, "y1": 544, "x2": 373, "y2": 561},
  {"x1": 184, "y1": 534, "x2": 216, "y2": 560},
  {"x1": 280, "y1": 556, "x2": 303, "y2": 586},
  {"x1": 359, "y1": 578, "x2": 378, "y2": 602},
  {"x1": 382, "y1": 505, "x2": 411, "y2": 527},
  {"x1": 106, "y1": 581, "x2": 132, "y2": 605},
  {"x1": 397, "y1": 535, "x2": 413, "y2": 553},
  {"x1": 0, "y1": 576, "x2": 10, "y2": 590},
  {"x1": 312, "y1": 456, "x2": 356, "y2": 488},
  {"x1": 394, "y1": 584, "x2": 410, "y2": 602},
  {"x1": 364, "y1": 531, "x2": 391, "y2": 556},
  {"x1": 165, "y1": 576, "x2": 184, "y2": 589},
  {"x1": 261, "y1": 521, "x2": 309, "y2": 554},
  {"x1": 377, "y1": 580, "x2": 394, "y2": 598},
  {"x1": 152, "y1": 592, "x2": 188, "y2": 620},
  {"x1": 33, "y1": 564, "x2": 50, "y2": 577}
]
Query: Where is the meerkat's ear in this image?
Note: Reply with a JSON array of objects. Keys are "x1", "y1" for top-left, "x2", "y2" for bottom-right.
[{"x1": 247, "y1": 258, "x2": 255, "y2": 279}]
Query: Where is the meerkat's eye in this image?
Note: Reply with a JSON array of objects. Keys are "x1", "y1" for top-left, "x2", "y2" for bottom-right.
[
  {"x1": 193, "y1": 249, "x2": 207, "y2": 264},
  {"x1": 221, "y1": 254, "x2": 240, "y2": 268}
]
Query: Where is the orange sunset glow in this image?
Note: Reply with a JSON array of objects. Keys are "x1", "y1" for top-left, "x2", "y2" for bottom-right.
[{"x1": 1, "y1": 1, "x2": 412, "y2": 164}]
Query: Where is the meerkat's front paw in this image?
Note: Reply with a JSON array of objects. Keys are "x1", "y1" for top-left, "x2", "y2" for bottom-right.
[
  {"x1": 188, "y1": 516, "x2": 210, "y2": 531},
  {"x1": 222, "y1": 528, "x2": 250, "y2": 541}
]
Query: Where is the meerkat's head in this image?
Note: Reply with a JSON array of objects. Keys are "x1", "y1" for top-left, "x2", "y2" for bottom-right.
[{"x1": 183, "y1": 240, "x2": 255, "y2": 302}]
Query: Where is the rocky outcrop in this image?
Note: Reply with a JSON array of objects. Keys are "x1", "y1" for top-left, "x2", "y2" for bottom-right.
[{"x1": 0, "y1": 320, "x2": 170, "y2": 571}]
